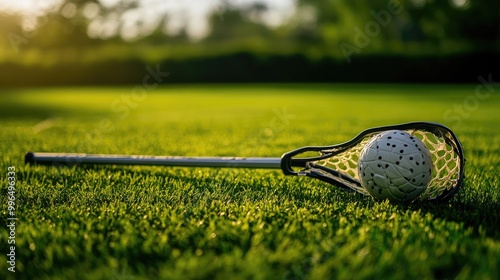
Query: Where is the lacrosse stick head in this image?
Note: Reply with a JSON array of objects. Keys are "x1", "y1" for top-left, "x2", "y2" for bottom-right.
[{"x1": 281, "y1": 122, "x2": 465, "y2": 202}]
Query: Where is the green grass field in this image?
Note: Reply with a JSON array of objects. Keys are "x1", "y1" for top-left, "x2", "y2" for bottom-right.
[{"x1": 1, "y1": 84, "x2": 499, "y2": 279}]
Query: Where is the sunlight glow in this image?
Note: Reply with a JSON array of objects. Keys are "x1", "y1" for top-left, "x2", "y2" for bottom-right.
[
  {"x1": 60, "y1": 3, "x2": 77, "y2": 19},
  {"x1": 0, "y1": 0, "x2": 62, "y2": 15},
  {"x1": 450, "y1": 0, "x2": 470, "y2": 9},
  {"x1": 0, "y1": 0, "x2": 296, "y2": 40}
]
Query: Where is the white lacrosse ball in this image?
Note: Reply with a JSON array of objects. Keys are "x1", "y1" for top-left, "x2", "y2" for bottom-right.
[{"x1": 358, "y1": 130, "x2": 433, "y2": 202}]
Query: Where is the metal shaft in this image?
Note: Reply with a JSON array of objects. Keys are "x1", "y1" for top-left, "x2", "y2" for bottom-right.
[{"x1": 25, "y1": 152, "x2": 282, "y2": 169}]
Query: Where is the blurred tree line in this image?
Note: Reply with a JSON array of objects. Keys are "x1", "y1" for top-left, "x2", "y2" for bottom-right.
[{"x1": 0, "y1": 0, "x2": 498, "y2": 86}]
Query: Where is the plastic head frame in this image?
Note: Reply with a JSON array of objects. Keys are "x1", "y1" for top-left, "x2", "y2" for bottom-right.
[{"x1": 280, "y1": 122, "x2": 465, "y2": 202}]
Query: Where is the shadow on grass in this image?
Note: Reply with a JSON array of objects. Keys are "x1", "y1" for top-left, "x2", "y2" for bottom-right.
[
  {"x1": 409, "y1": 193, "x2": 500, "y2": 240},
  {"x1": 0, "y1": 102, "x2": 72, "y2": 120},
  {"x1": 0, "y1": 93, "x2": 110, "y2": 120}
]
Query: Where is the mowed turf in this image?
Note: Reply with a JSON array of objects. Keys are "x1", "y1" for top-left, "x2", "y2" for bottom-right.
[{"x1": 0, "y1": 84, "x2": 499, "y2": 279}]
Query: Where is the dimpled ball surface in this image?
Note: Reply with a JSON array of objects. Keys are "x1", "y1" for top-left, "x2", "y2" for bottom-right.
[{"x1": 358, "y1": 130, "x2": 433, "y2": 202}]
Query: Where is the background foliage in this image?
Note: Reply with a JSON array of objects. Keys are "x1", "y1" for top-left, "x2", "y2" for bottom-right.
[{"x1": 0, "y1": 0, "x2": 498, "y2": 86}]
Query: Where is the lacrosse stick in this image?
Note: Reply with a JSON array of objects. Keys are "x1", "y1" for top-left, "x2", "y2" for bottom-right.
[{"x1": 26, "y1": 122, "x2": 465, "y2": 202}]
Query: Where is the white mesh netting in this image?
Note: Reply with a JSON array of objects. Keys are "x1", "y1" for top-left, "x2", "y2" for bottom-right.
[{"x1": 308, "y1": 129, "x2": 462, "y2": 200}]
